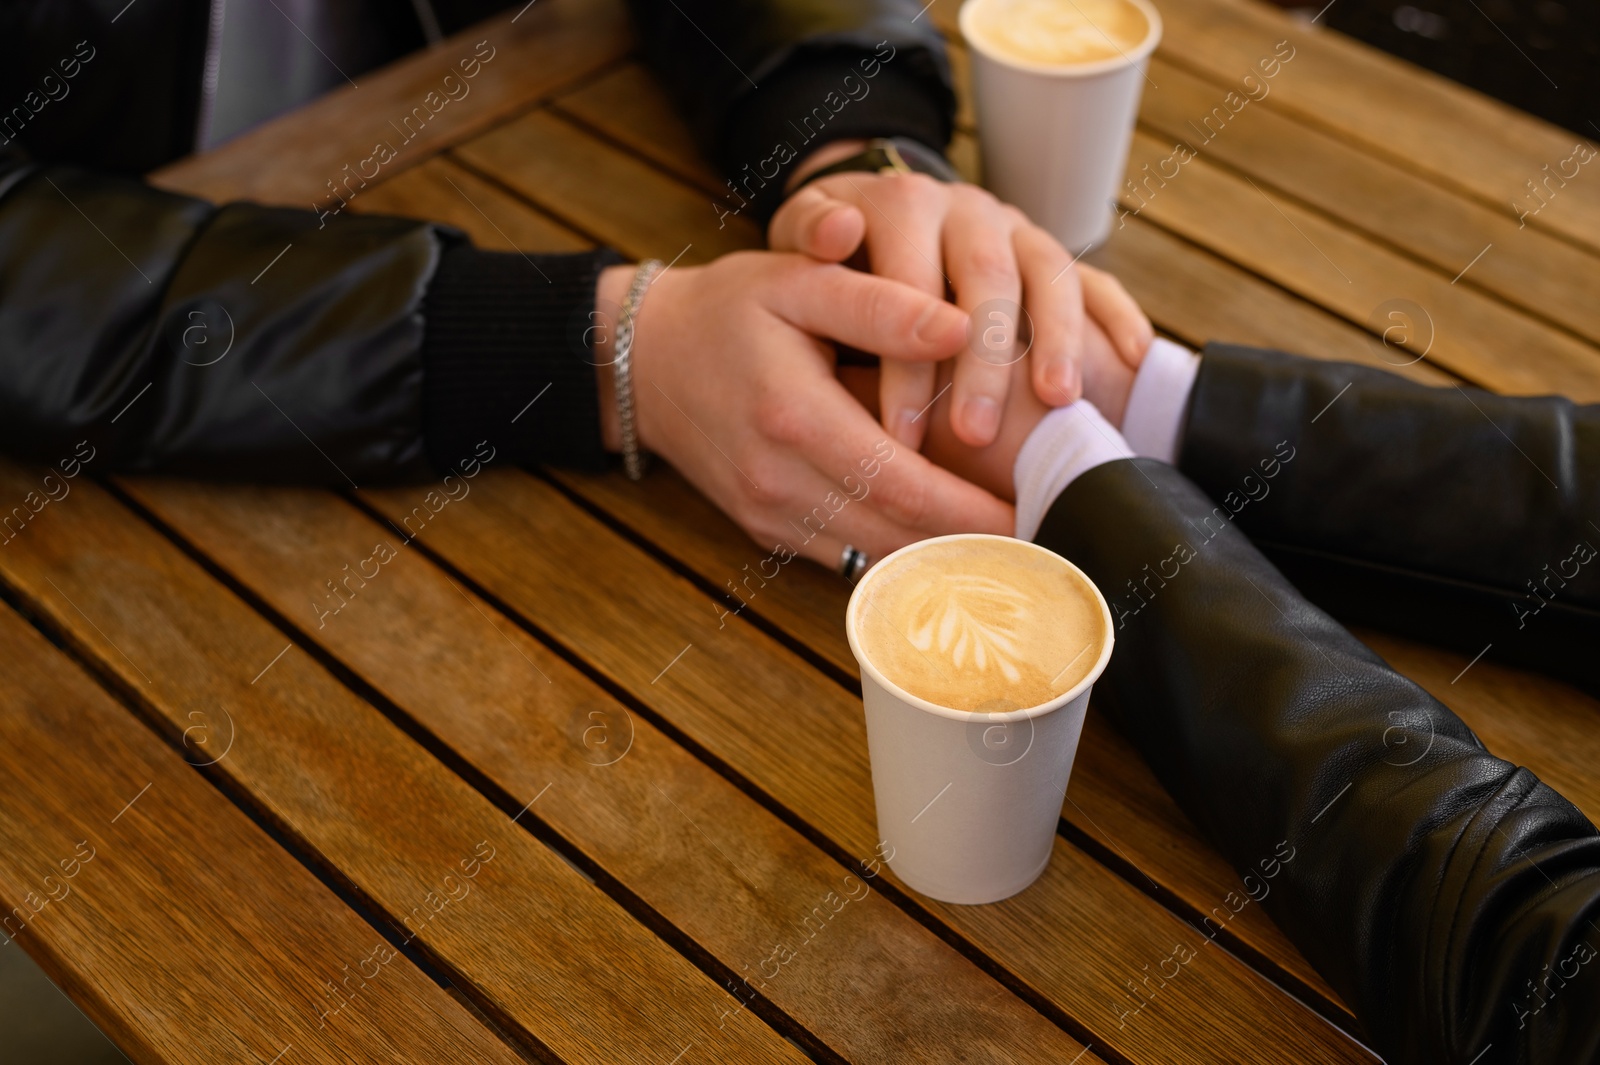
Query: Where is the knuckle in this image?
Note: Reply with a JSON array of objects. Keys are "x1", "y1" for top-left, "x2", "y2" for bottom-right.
[
  {"x1": 854, "y1": 279, "x2": 902, "y2": 332},
  {"x1": 950, "y1": 179, "x2": 983, "y2": 201},
  {"x1": 964, "y1": 242, "x2": 1019, "y2": 287},
  {"x1": 741, "y1": 469, "x2": 787, "y2": 509},
  {"x1": 874, "y1": 475, "x2": 929, "y2": 528},
  {"x1": 755, "y1": 394, "x2": 809, "y2": 447},
  {"x1": 885, "y1": 169, "x2": 944, "y2": 205},
  {"x1": 953, "y1": 182, "x2": 999, "y2": 211}
]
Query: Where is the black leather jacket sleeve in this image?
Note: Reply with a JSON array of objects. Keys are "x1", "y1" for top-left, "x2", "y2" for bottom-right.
[
  {"x1": 1038, "y1": 458, "x2": 1600, "y2": 1065},
  {"x1": 2, "y1": 2, "x2": 956, "y2": 484},
  {"x1": 627, "y1": 0, "x2": 956, "y2": 221},
  {"x1": 0, "y1": 150, "x2": 613, "y2": 483},
  {"x1": 1178, "y1": 345, "x2": 1600, "y2": 693}
]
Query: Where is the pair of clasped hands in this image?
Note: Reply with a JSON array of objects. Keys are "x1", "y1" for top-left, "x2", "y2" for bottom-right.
[{"x1": 595, "y1": 146, "x2": 1154, "y2": 568}]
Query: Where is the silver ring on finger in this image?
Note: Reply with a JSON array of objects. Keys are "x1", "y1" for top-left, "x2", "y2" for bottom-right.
[{"x1": 839, "y1": 544, "x2": 869, "y2": 583}]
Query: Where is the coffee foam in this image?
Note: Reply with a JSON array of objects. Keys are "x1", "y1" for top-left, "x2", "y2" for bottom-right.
[
  {"x1": 964, "y1": 0, "x2": 1151, "y2": 67},
  {"x1": 854, "y1": 538, "x2": 1106, "y2": 712}
]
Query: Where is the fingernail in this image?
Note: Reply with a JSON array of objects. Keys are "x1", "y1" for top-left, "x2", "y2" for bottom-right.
[
  {"x1": 964, "y1": 396, "x2": 1000, "y2": 440},
  {"x1": 893, "y1": 407, "x2": 922, "y2": 444},
  {"x1": 1052, "y1": 361, "x2": 1080, "y2": 402}
]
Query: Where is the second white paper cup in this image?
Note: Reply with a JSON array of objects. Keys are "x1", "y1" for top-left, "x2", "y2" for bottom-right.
[
  {"x1": 846, "y1": 534, "x2": 1114, "y2": 904},
  {"x1": 960, "y1": 0, "x2": 1163, "y2": 254}
]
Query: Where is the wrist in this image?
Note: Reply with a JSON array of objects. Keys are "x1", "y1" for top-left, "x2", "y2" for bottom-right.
[
  {"x1": 785, "y1": 139, "x2": 870, "y2": 194},
  {"x1": 1013, "y1": 402, "x2": 1134, "y2": 541},
  {"x1": 1120, "y1": 338, "x2": 1201, "y2": 463},
  {"x1": 594, "y1": 263, "x2": 634, "y2": 452}
]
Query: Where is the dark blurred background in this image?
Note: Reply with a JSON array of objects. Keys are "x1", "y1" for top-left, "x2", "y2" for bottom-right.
[{"x1": 1286, "y1": 0, "x2": 1597, "y2": 136}]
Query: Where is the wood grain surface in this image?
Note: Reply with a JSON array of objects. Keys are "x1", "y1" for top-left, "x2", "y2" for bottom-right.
[
  {"x1": 355, "y1": 469, "x2": 1373, "y2": 1064},
  {"x1": 0, "y1": 608, "x2": 525, "y2": 1065},
  {"x1": 29, "y1": 0, "x2": 1599, "y2": 1061},
  {"x1": 0, "y1": 459, "x2": 806, "y2": 1065},
  {"x1": 1147, "y1": 0, "x2": 1600, "y2": 255},
  {"x1": 357, "y1": 155, "x2": 592, "y2": 251},
  {"x1": 120, "y1": 476, "x2": 1108, "y2": 1065},
  {"x1": 931, "y1": 0, "x2": 1600, "y2": 253},
  {"x1": 453, "y1": 109, "x2": 763, "y2": 259},
  {"x1": 553, "y1": 66, "x2": 729, "y2": 196},
  {"x1": 1135, "y1": 57, "x2": 1600, "y2": 346},
  {"x1": 1119, "y1": 130, "x2": 1600, "y2": 399},
  {"x1": 544, "y1": 460, "x2": 1343, "y2": 1005}
]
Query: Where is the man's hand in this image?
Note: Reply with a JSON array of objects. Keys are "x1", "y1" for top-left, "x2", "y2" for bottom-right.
[
  {"x1": 594, "y1": 253, "x2": 1015, "y2": 568},
  {"x1": 769, "y1": 161, "x2": 1153, "y2": 451}
]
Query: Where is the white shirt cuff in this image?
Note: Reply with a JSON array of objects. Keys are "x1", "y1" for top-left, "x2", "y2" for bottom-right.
[
  {"x1": 1013, "y1": 400, "x2": 1134, "y2": 542},
  {"x1": 1120, "y1": 337, "x2": 1201, "y2": 464}
]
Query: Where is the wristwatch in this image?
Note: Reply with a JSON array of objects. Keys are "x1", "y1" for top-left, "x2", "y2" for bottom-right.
[{"x1": 793, "y1": 136, "x2": 960, "y2": 191}]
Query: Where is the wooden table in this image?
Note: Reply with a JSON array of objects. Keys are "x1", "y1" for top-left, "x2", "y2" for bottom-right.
[{"x1": 4, "y1": 1, "x2": 1598, "y2": 1062}]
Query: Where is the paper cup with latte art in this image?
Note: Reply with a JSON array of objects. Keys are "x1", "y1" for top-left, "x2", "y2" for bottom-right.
[
  {"x1": 960, "y1": 0, "x2": 1163, "y2": 254},
  {"x1": 846, "y1": 533, "x2": 1114, "y2": 904}
]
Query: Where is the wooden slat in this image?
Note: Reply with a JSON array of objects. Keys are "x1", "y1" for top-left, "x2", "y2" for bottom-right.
[
  {"x1": 545, "y1": 461, "x2": 1340, "y2": 1009},
  {"x1": 930, "y1": 0, "x2": 1600, "y2": 255},
  {"x1": 358, "y1": 469, "x2": 1374, "y2": 1065},
  {"x1": 553, "y1": 66, "x2": 728, "y2": 196},
  {"x1": 453, "y1": 110, "x2": 762, "y2": 259},
  {"x1": 355, "y1": 156, "x2": 591, "y2": 251},
  {"x1": 1087, "y1": 216, "x2": 1456, "y2": 387},
  {"x1": 1118, "y1": 128, "x2": 1600, "y2": 400},
  {"x1": 120, "y1": 477, "x2": 1107, "y2": 1065},
  {"x1": 0, "y1": 607, "x2": 524, "y2": 1065},
  {"x1": 0, "y1": 460, "x2": 804, "y2": 1065},
  {"x1": 150, "y1": 0, "x2": 632, "y2": 206},
  {"x1": 1154, "y1": 0, "x2": 1600, "y2": 255},
  {"x1": 1134, "y1": 57, "x2": 1600, "y2": 346}
]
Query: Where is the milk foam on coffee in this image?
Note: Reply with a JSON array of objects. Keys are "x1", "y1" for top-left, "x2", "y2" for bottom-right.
[
  {"x1": 964, "y1": 0, "x2": 1151, "y2": 67},
  {"x1": 854, "y1": 538, "x2": 1106, "y2": 712}
]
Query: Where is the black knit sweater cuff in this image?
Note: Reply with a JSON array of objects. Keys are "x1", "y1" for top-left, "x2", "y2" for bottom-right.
[
  {"x1": 422, "y1": 245, "x2": 622, "y2": 474},
  {"x1": 716, "y1": 49, "x2": 954, "y2": 224}
]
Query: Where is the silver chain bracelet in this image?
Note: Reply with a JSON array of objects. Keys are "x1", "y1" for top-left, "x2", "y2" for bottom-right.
[{"x1": 613, "y1": 258, "x2": 662, "y2": 481}]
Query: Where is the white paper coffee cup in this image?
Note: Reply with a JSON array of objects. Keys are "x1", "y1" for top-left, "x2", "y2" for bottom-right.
[
  {"x1": 960, "y1": 0, "x2": 1163, "y2": 254},
  {"x1": 845, "y1": 534, "x2": 1114, "y2": 904}
]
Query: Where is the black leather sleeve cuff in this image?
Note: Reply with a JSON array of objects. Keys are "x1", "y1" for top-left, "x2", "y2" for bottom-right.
[
  {"x1": 421, "y1": 244, "x2": 622, "y2": 474},
  {"x1": 717, "y1": 49, "x2": 954, "y2": 223}
]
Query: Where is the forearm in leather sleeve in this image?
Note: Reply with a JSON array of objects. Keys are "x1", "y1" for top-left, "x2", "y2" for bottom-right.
[
  {"x1": 1038, "y1": 458, "x2": 1600, "y2": 1065},
  {"x1": 1180, "y1": 344, "x2": 1600, "y2": 691},
  {"x1": 0, "y1": 153, "x2": 610, "y2": 483},
  {"x1": 625, "y1": 0, "x2": 954, "y2": 220}
]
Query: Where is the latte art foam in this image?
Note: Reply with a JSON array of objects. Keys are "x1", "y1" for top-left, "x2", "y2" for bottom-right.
[
  {"x1": 854, "y1": 538, "x2": 1106, "y2": 712},
  {"x1": 964, "y1": 0, "x2": 1151, "y2": 67}
]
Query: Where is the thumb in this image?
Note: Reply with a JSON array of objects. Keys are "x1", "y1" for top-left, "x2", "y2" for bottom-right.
[{"x1": 768, "y1": 185, "x2": 866, "y2": 262}]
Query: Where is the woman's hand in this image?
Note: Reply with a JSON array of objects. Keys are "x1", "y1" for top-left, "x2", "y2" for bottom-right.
[
  {"x1": 769, "y1": 164, "x2": 1153, "y2": 451},
  {"x1": 595, "y1": 253, "x2": 1015, "y2": 568},
  {"x1": 838, "y1": 313, "x2": 1137, "y2": 504}
]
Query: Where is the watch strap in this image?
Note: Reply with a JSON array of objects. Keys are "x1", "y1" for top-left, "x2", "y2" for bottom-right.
[{"x1": 794, "y1": 136, "x2": 959, "y2": 191}]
